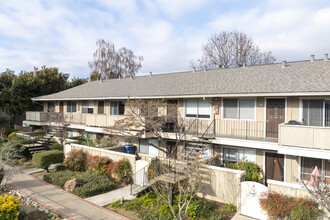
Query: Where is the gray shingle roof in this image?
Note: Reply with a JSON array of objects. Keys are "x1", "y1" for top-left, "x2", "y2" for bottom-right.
[{"x1": 32, "y1": 59, "x2": 330, "y2": 101}]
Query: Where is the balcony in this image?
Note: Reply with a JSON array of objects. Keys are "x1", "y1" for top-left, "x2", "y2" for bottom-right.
[
  {"x1": 279, "y1": 124, "x2": 330, "y2": 150},
  {"x1": 174, "y1": 119, "x2": 277, "y2": 141},
  {"x1": 85, "y1": 114, "x2": 126, "y2": 127},
  {"x1": 26, "y1": 111, "x2": 48, "y2": 122}
]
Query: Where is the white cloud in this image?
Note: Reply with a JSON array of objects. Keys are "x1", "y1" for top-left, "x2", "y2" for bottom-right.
[{"x1": 0, "y1": 0, "x2": 330, "y2": 79}]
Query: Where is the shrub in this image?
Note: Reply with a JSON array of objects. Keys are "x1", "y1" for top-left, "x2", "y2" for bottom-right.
[
  {"x1": 147, "y1": 159, "x2": 170, "y2": 181},
  {"x1": 106, "y1": 159, "x2": 131, "y2": 182},
  {"x1": 188, "y1": 199, "x2": 213, "y2": 219},
  {"x1": 259, "y1": 191, "x2": 320, "y2": 219},
  {"x1": 0, "y1": 195, "x2": 21, "y2": 219},
  {"x1": 33, "y1": 129, "x2": 44, "y2": 133},
  {"x1": 4, "y1": 129, "x2": 18, "y2": 137},
  {"x1": 73, "y1": 174, "x2": 115, "y2": 198},
  {"x1": 78, "y1": 133, "x2": 95, "y2": 147},
  {"x1": 8, "y1": 132, "x2": 18, "y2": 139},
  {"x1": 225, "y1": 159, "x2": 263, "y2": 183},
  {"x1": 49, "y1": 142, "x2": 63, "y2": 151},
  {"x1": 221, "y1": 203, "x2": 237, "y2": 213},
  {"x1": 43, "y1": 171, "x2": 116, "y2": 198},
  {"x1": 64, "y1": 149, "x2": 87, "y2": 172},
  {"x1": 115, "y1": 159, "x2": 131, "y2": 180},
  {"x1": 86, "y1": 155, "x2": 112, "y2": 175},
  {"x1": 32, "y1": 150, "x2": 64, "y2": 172}
]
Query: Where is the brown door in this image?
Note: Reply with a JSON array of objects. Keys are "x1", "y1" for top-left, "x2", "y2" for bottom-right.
[
  {"x1": 265, "y1": 152, "x2": 284, "y2": 185},
  {"x1": 59, "y1": 102, "x2": 64, "y2": 113},
  {"x1": 98, "y1": 101, "x2": 104, "y2": 114},
  {"x1": 266, "y1": 99, "x2": 285, "y2": 138}
]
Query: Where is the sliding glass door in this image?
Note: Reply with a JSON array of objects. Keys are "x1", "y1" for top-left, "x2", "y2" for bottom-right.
[{"x1": 303, "y1": 99, "x2": 330, "y2": 127}]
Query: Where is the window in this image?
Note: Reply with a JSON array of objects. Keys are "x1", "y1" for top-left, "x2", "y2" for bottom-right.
[
  {"x1": 223, "y1": 99, "x2": 255, "y2": 120},
  {"x1": 67, "y1": 101, "x2": 77, "y2": 113},
  {"x1": 185, "y1": 143, "x2": 211, "y2": 161},
  {"x1": 301, "y1": 157, "x2": 330, "y2": 183},
  {"x1": 47, "y1": 102, "x2": 55, "y2": 112},
  {"x1": 223, "y1": 147, "x2": 255, "y2": 163},
  {"x1": 82, "y1": 101, "x2": 94, "y2": 114},
  {"x1": 110, "y1": 101, "x2": 125, "y2": 115},
  {"x1": 139, "y1": 139, "x2": 158, "y2": 156},
  {"x1": 185, "y1": 99, "x2": 211, "y2": 119},
  {"x1": 302, "y1": 99, "x2": 330, "y2": 127}
]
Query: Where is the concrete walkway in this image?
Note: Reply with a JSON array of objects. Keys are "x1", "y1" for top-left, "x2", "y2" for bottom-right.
[
  {"x1": 232, "y1": 213, "x2": 258, "y2": 220},
  {"x1": 8, "y1": 169, "x2": 130, "y2": 220},
  {"x1": 85, "y1": 185, "x2": 135, "y2": 207},
  {"x1": 86, "y1": 183, "x2": 151, "y2": 207}
]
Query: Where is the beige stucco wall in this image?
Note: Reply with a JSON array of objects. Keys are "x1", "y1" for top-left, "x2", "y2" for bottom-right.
[
  {"x1": 256, "y1": 97, "x2": 265, "y2": 121},
  {"x1": 287, "y1": 97, "x2": 300, "y2": 121},
  {"x1": 284, "y1": 155, "x2": 300, "y2": 183},
  {"x1": 199, "y1": 165, "x2": 245, "y2": 205},
  {"x1": 256, "y1": 149, "x2": 264, "y2": 168}
]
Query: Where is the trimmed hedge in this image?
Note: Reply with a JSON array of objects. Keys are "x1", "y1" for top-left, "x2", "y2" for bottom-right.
[
  {"x1": 43, "y1": 171, "x2": 116, "y2": 198},
  {"x1": 49, "y1": 142, "x2": 63, "y2": 151},
  {"x1": 32, "y1": 150, "x2": 64, "y2": 172}
]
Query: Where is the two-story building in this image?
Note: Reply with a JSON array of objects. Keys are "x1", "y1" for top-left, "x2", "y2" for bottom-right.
[{"x1": 25, "y1": 56, "x2": 330, "y2": 186}]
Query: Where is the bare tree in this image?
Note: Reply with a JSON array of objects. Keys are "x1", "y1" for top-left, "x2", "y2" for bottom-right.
[
  {"x1": 44, "y1": 112, "x2": 69, "y2": 146},
  {"x1": 301, "y1": 176, "x2": 330, "y2": 214},
  {"x1": 89, "y1": 39, "x2": 143, "y2": 79},
  {"x1": 108, "y1": 99, "x2": 214, "y2": 219},
  {"x1": 0, "y1": 138, "x2": 25, "y2": 189},
  {"x1": 192, "y1": 31, "x2": 276, "y2": 70}
]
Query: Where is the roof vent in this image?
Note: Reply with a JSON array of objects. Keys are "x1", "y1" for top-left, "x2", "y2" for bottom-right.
[
  {"x1": 118, "y1": 75, "x2": 121, "y2": 80},
  {"x1": 150, "y1": 71, "x2": 152, "y2": 76},
  {"x1": 281, "y1": 60, "x2": 286, "y2": 68},
  {"x1": 130, "y1": 75, "x2": 133, "y2": 80},
  {"x1": 324, "y1": 54, "x2": 328, "y2": 61},
  {"x1": 193, "y1": 67, "x2": 196, "y2": 72},
  {"x1": 311, "y1": 55, "x2": 315, "y2": 62},
  {"x1": 204, "y1": 66, "x2": 206, "y2": 71},
  {"x1": 242, "y1": 62, "x2": 246, "y2": 68}
]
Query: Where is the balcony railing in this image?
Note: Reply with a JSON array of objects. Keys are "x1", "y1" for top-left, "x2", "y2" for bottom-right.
[
  {"x1": 85, "y1": 114, "x2": 126, "y2": 127},
  {"x1": 26, "y1": 111, "x2": 48, "y2": 122},
  {"x1": 177, "y1": 119, "x2": 278, "y2": 141},
  {"x1": 279, "y1": 124, "x2": 330, "y2": 150}
]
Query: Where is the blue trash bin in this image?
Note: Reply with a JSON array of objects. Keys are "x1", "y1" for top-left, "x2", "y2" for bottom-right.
[{"x1": 125, "y1": 145, "x2": 135, "y2": 154}]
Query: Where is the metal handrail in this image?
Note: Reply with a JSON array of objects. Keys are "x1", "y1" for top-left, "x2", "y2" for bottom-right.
[{"x1": 130, "y1": 164, "x2": 149, "y2": 195}]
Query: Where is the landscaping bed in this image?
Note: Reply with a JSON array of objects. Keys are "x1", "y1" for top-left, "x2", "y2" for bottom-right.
[
  {"x1": 108, "y1": 193, "x2": 236, "y2": 220},
  {"x1": 43, "y1": 170, "x2": 116, "y2": 198},
  {"x1": 0, "y1": 185, "x2": 62, "y2": 220}
]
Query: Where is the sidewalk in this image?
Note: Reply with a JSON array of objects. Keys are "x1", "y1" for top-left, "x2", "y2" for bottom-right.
[
  {"x1": 8, "y1": 169, "x2": 130, "y2": 220},
  {"x1": 85, "y1": 185, "x2": 135, "y2": 207}
]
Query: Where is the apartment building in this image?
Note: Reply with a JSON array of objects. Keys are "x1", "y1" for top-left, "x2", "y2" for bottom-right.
[{"x1": 25, "y1": 56, "x2": 330, "y2": 186}]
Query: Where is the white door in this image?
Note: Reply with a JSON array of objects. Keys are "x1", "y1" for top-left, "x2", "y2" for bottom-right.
[
  {"x1": 240, "y1": 181, "x2": 268, "y2": 220},
  {"x1": 135, "y1": 160, "x2": 149, "y2": 186}
]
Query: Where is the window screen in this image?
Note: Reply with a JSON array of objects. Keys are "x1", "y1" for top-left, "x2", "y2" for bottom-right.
[
  {"x1": 110, "y1": 101, "x2": 125, "y2": 115},
  {"x1": 67, "y1": 101, "x2": 77, "y2": 113},
  {"x1": 185, "y1": 99, "x2": 198, "y2": 117},
  {"x1": 223, "y1": 99, "x2": 238, "y2": 119},
  {"x1": 82, "y1": 101, "x2": 94, "y2": 114},
  {"x1": 302, "y1": 100, "x2": 323, "y2": 126},
  {"x1": 239, "y1": 99, "x2": 254, "y2": 119},
  {"x1": 224, "y1": 99, "x2": 255, "y2": 120}
]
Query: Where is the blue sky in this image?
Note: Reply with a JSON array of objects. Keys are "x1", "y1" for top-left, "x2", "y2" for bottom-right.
[{"x1": 1, "y1": 0, "x2": 330, "y2": 78}]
